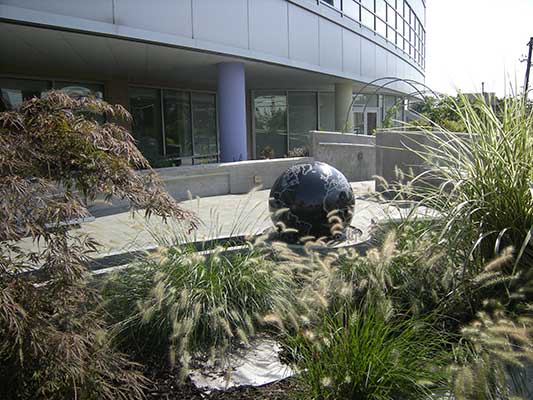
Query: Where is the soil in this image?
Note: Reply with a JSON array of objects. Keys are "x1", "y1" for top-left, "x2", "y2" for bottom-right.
[{"x1": 145, "y1": 366, "x2": 303, "y2": 400}]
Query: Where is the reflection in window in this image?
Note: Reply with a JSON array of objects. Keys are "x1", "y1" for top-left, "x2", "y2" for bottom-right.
[
  {"x1": 383, "y1": 95, "x2": 402, "y2": 125},
  {"x1": 254, "y1": 93, "x2": 287, "y2": 158},
  {"x1": 386, "y1": 4, "x2": 395, "y2": 26},
  {"x1": 376, "y1": 0, "x2": 386, "y2": 20},
  {"x1": 55, "y1": 81, "x2": 104, "y2": 100},
  {"x1": 354, "y1": 112, "x2": 364, "y2": 135},
  {"x1": 56, "y1": 81, "x2": 106, "y2": 123},
  {"x1": 353, "y1": 94, "x2": 378, "y2": 107},
  {"x1": 343, "y1": 0, "x2": 359, "y2": 21},
  {"x1": 129, "y1": 87, "x2": 163, "y2": 165},
  {"x1": 361, "y1": 8, "x2": 374, "y2": 29},
  {"x1": 163, "y1": 90, "x2": 192, "y2": 158},
  {"x1": 129, "y1": 87, "x2": 218, "y2": 166},
  {"x1": 0, "y1": 78, "x2": 51, "y2": 111},
  {"x1": 192, "y1": 93, "x2": 217, "y2": 158},
  {"x1": 319, "y1": 92, "x2": 335, "y2": 132},
  {"x1": 376, "y1": 18, "x2": 386, "y2": 37},
  {"x1": 288, "y1": 92, "x2": 317, "y2": 154}
]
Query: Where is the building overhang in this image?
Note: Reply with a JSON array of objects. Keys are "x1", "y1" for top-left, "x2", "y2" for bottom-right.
[{"x1": 0, "y1": 19, "x2": 408, "y2": 96}]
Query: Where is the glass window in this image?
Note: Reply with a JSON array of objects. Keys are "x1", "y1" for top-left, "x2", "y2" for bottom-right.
[
  {"x1": 361, "y1": 0, "x2": 374, "y2": 12},
  {"x1": 129, "y1": 87, "x2": 163, "y2": 165},
  {"x1": 376, "y1": 0, "x2": 386, "y2": 20},
  {"x1": 319, "y1": 92, "x2": 335, "y2": 131},
  {"x1": 191, "y1": 92, "x2": 217, "y2": 158},
  {"x1": 288, "y1": 91, "x2": 317, "y2": 154},
  {"x1": 163, "y1": 90, "x2": 192, "y2": 158},
  {"x1": 354, "y1": 112, "x2": 364, "y2": 135},
  {"x1": 360, "y1": 0, "x2": 374, "y2": 28},
  {"x1": 353, "y1": 94, "x2": 378, "y2": 107},
  {"x1": 386, "y1": 4, "x2": 395, "y2": 25},
  {"x1": 254, "y1": 92, "x2": 287, "y2": 159},
  {"x1": 322, "y1": 0, "x2": 342, "y2": 9},
  {"x1": 56, "y1": 81, "x2": 106, "y2": 123},
  {"x1": 376, "y1": 19, "x2": 386, "y2": 37},
  {"x1": 0, "y1": 78, "x2": 51, "y2": 111},
  {"x1": 383, "y1": 95, "x2": 402, "y2": 124},
  {"x1": 343, "y1": 0, "x2": 360, "y2": 21},
  {"x1": 55, "y1": 81, "x2": 104, "y2": 100}
]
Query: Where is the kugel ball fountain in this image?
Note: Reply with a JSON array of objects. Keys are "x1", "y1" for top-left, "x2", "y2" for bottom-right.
[{"x1": 269, "y1": 161, "x2": 355, "y2": 242}]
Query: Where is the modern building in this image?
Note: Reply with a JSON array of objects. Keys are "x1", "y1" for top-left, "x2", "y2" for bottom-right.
[{"x1": 0, "y1": 0, "x2": 425, "y2": 168}]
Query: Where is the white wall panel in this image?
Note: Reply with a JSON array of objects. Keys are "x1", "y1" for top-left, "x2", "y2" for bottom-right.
[
  {"x1": 115, "y1": 0, "x2": 192, "y2": 37},
  {"x1": 288, "y1": 3, "x2": 319, "y2": 65},
  {"x1": 386, "y1": 51, "x2": 397, "y2": 78},
  {"x1": 319, "y1": 18, "x2": 342, "y2": 71},
  {"x1": 249, "y1": 0, "x2": 288, "y2": 58},
  {"x1": 0, "y1": 0, "x2": 113, "y2": 23},
  {"x1": 193, "y1": 0, "x2": 248, "y2": 49},
  {"x1": 360, "y1": 39, "x2": 376, "y2": 80},
  {"x1": 0, "y1": 0, "x2": 424, "y2": 91},
  {"x1": 375, "y1": 45, "x2": 387, "y2": 78},
  {"x1": 342, "y1": 30, "x2": 361, "y2": 76}
]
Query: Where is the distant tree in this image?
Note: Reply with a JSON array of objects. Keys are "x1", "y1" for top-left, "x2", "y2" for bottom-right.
[
  {"x1": 409, "y1": 94, "x2": 504, "y2": 132},
  {"x1": 0, "y1": 92, "x2": 196, "y2": 399}
]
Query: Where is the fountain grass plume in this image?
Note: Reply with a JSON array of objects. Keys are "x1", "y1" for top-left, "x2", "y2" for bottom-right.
[{"x1": 396, "y1": 93, "x2": 533, "y2": 272}]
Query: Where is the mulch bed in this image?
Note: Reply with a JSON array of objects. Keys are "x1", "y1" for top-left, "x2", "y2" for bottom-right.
[{"x1": 145, "y1": 366, "x2": 303, "y2": 400}]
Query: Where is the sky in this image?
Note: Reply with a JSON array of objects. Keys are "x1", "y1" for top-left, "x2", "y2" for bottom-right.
[{"x1": 425, "y1": 0, "x2": 533, "y2": 97}]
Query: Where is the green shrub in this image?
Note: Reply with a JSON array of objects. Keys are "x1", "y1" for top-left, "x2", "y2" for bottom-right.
[
  {"x1": 288, "y1": 302, "x2": 449, "y2": 400},
  {"x1": 103, "y1": 239, "x2": 300, "y2": 373}
]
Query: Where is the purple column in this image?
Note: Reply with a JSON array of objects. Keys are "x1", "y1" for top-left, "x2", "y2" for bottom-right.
[{"x1": 217, "y1": 62, "x2": 248, "y2": 162}]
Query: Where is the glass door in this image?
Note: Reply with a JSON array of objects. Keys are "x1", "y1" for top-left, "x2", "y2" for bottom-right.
[
  {"x1": 288, "y1": 91, "x2": 317, "y2": 155},
  {"x1": 352, "y1": 107, "x2": 379, "y2": 135},
  {"x1": 254, "y1": 92, "x2": 288, "y2": 158},
  {"x1": 366, "y1": 110, "x2": 377, "y2": 135}
]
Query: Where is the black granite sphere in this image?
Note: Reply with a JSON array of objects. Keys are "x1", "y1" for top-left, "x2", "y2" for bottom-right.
[{"x1": 269, "y1": 162, "x2": 355, "y2": 241}]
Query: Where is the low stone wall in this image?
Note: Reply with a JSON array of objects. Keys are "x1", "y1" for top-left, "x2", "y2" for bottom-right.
[
  {"x1": 375, "y1": 130, "x2": 428, "y2": 185},
  {"x1": 375, "y1": 130, "x2": 471, "y2": 189},
  {"x1": 309, "y1": 131, "x2": 376, "y2": 182},
  {"x1": 156, "y1": 157, "x2": 313, "y2": 200}
]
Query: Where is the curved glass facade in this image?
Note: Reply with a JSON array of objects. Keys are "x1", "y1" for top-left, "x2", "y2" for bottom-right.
[{"x1": 322, "y1": 0, "x2": 425, "y2": 69}]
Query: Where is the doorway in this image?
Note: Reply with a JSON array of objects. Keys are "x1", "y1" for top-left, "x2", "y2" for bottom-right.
[{"x1": 353, "y1": 107, "x2": 379, "y2": 135}]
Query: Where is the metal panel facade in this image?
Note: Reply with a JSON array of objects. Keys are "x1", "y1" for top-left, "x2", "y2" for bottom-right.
[
  {"x1": 114, "y1": 0, "x2": 193, "y2": 37},
  {"x1": 249, "y1": 0, "x2": 289, "y2": 58}
]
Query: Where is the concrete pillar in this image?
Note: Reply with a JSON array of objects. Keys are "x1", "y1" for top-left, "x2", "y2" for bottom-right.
[
  {"x1": 335, "y1": 82, "x2": 353, "y2": 133},
  {"x1": 217, "y1": 62, "x2": 248, "y2": 162}
]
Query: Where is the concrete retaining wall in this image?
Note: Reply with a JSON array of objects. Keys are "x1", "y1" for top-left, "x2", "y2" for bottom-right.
[
  {"x1": 375, "y1": 130, "x2": 428, "y2": 185},
  {"x1": 309, "y1": 130, "x2": 376, "y2": 182},
  {"x1": 375, "y1": 130, "x2": 471, "y2": 188},
  {"x1": 156, "y1": 157, "x2": 313, "y2": 200}
]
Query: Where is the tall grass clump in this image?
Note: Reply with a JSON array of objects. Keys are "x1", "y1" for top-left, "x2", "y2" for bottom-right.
[
  {"x1": 103, "y1": 238, "x2": 300, "y2": 374},
  {"x1": 288, "y1": 301, "x2": 449, "y2": 400},
  {"x1": 390, "y1": 92, "x2": 533, "y2": 398},
  {"x1": 404, "y1": 94, "x2": 533, "y2": 272}
]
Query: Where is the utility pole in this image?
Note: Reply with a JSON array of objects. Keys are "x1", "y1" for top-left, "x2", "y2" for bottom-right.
[{"x1": 524, "y1": 37, "x2": 533, "y2": 95}]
